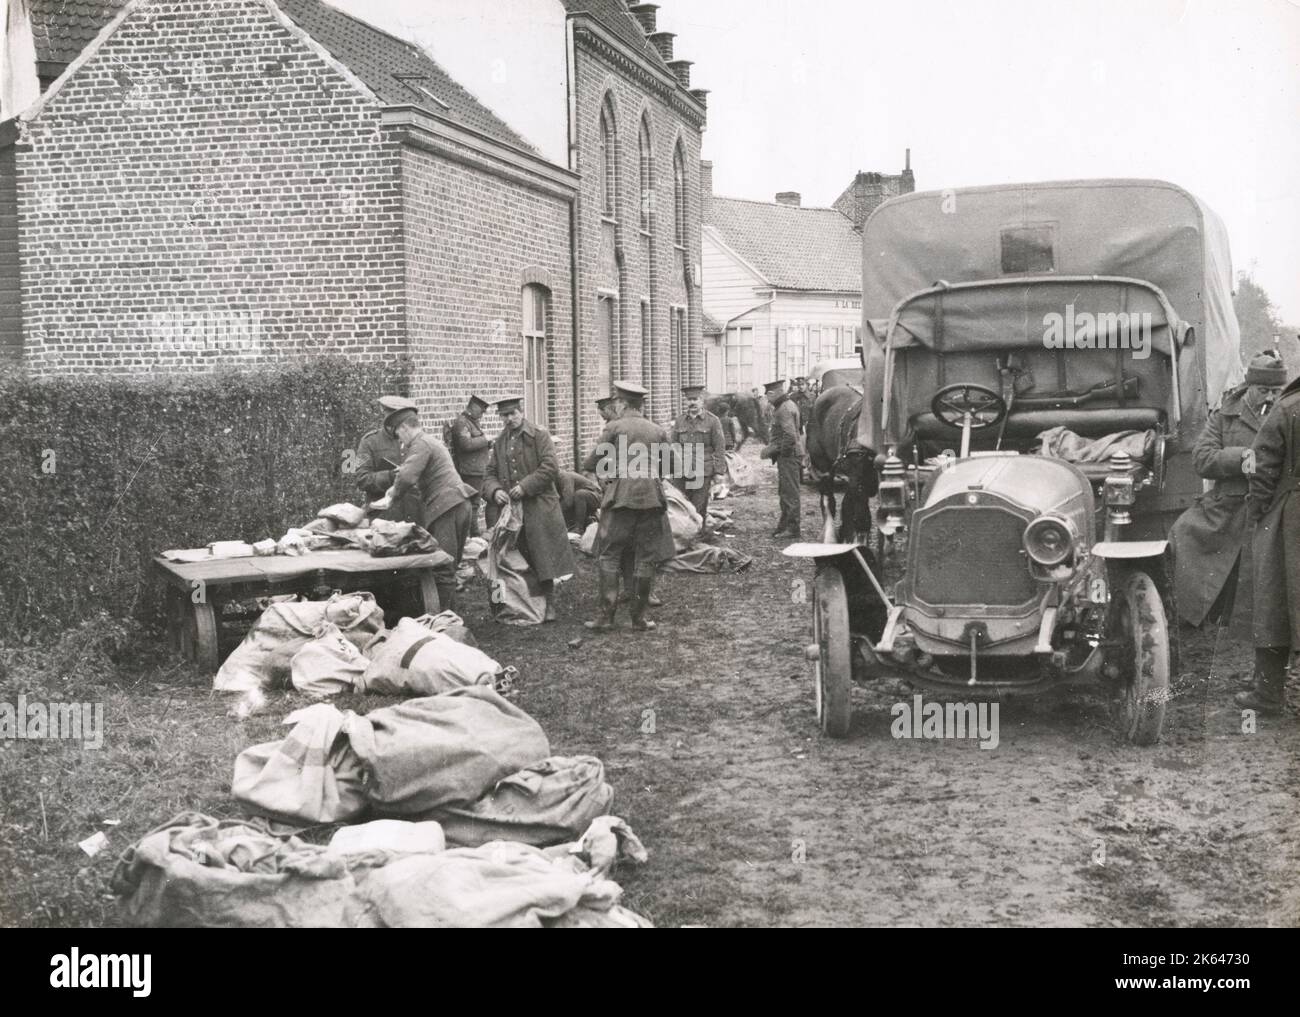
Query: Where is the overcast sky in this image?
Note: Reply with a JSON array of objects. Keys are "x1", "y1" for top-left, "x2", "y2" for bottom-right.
[{"x1": 338, "y1": 0, "x2": 1300, "y2": 322}]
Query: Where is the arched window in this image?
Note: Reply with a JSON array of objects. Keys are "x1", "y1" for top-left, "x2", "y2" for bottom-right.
[
  {"x1": 672, "y1": 143, "x2": 687, "y2": 247},
  {"x1": 638, "y1": 115, "x2": 653, "y2": 230},
  {"x1": 522, "y1": 284, "x2": 550, "y2": 425},
  {"x1": 599, "y1": 99, "x2": 617, "y2": 220}
]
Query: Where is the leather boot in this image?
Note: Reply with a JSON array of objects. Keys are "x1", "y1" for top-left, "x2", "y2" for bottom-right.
[
  {"x1": 630, "y1": 574, "x2": 658, "y2": 632},
  {"x1": 584, "y1": 564, "x2": 620, "y2": 631},
  {"x1": 1234, "y1": 647, "x2": 1289, "y2": 715}
]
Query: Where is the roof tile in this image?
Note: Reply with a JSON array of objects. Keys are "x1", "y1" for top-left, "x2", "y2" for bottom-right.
[
  {"x1": 706, "y1": 195, "x2": 863, "y2": 292},
  {"x1": 26, "y1": 0, "x2": 535, "y2": 153}
]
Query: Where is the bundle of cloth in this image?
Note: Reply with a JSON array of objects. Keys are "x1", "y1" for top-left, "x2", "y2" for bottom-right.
[
  {"x1": 215, "y1": 601, "x2": 504, "y2": 703},
  {"x1": 112, "y1": 809, "x2": 649, "y2": 928}
]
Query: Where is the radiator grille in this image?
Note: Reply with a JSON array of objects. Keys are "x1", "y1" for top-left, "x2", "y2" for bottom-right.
[{"x1": 912, "y1": 506, "x2": 1035, "y2": 606}]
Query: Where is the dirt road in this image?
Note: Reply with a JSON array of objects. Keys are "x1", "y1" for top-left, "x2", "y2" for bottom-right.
[
  {"x1": 476, "y1": 446, "x2": 1300, "y2": 927},
  {"x1": 5, "y1": 446, "x2": 1295, "y2": 928}
]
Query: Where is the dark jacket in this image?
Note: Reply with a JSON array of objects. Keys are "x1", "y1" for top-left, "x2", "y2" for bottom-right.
[
  {"x1": 1248, "y1": 379, "x2": 1300, "y2": 648},
  {"x1": 450, "y1": 411, "x2": 492, "y2": 478},
  {"x1": 581, "y1": 409, "x2": 670, "y2": 511},
  {"x1": 1169, "y1": 385, "x2": 1267, "y2": 627},
  {"x1": 389, "y1": 429, "x2": 476, "y2": 530},
  {"x1": 482, "y1": 420, "x2": 576, "y2": 582},
  {"x1": 355, "y1": 426, "x2": 403, "y2": 498},
  {"x1": 671, "y1": 409, "x2": 728, "y2": 480},
  {"x1": 762, "y1": 394, "x2": 804, "y2": 461}
]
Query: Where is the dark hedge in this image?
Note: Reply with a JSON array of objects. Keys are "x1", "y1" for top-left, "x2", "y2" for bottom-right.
[{"x1": 0, "y1": 357, "x2": 408, "y2": 640}]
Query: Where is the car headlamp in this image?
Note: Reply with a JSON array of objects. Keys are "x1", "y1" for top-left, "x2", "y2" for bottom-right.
[{"x1": 1023, "y1": 514, "x2": 1076, "y2": 567}]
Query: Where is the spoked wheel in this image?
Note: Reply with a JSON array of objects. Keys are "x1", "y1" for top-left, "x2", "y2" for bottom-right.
[
  {"x1": 1110, "y1": 570, "x2": 1170, "y2": 745},
  {"x1": 812, "y1": 567, "x2": 853, "y2": 737}
]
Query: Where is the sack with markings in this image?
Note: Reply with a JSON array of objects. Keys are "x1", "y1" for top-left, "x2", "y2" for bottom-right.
[{"x1": 361, "y1": 615, "x2": 497, "y2": 697}]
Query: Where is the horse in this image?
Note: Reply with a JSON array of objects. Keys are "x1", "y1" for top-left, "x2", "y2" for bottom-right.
[
  {"x1": 805, "y1": 384, "x2": 878, "y2": 545},
  {"x1": 706, "y1": 393, "x2": 770, "y2": 451}
]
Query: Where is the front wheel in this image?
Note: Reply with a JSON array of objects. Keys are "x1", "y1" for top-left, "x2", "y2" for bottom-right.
[
  {"x1": 1110, "y1": 569, "x2": 1170, "y2": 745},
  {"x1": 813, "y1": 567, "x2": 853, "y2": 737}
]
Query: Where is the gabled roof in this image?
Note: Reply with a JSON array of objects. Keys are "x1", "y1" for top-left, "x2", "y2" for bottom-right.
[
  {"x1": 29, "y1": 0, "x2": 127, "y2": 69},
  {"x1": 25, "y1": 0, "x2": 534, "y2": 152},
  {"x1": 705, "y1": 195, "x2": 863, "y2": 293},
  {"x1": 562, "y1": 0, "x2": 672, "y2": 73},
  {"x1": 276, "y1": 0, "x2": 534, "y2": 151}
]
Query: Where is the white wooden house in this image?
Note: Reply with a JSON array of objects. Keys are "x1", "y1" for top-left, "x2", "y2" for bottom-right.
[{"x1": 702, "y1": 187, "x2": 863, "y2": 393}]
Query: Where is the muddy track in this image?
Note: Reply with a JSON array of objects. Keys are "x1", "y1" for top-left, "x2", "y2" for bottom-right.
[{"x1": 476, "y1": 446, "x2": 1300, "y2": 927}]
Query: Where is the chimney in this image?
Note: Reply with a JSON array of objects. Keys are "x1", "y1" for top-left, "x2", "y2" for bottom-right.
[
  {"x1": 649, "y1": 31, "x2": 675, "y2": 62},
  {"x1": 700, "y1": 160, "x2": 713, "y2": 198},
  {"x1": 668, "y1": 59, "x2": 692, "y2": 88},
  {"x1": 689, "y1": 87, "x2": 709, "y2": 109},
  {"x1": 775, "y1": 192, "x2": 801, "y2": 207},
  {"x1": 901, "y1": 148, "x2": 915, "y2": 193},
  {"x1": 629, "y1": 3, "x2": 658, "y2": 34}
]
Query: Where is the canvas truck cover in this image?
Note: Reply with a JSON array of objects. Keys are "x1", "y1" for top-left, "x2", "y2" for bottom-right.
[{"x1": 858, "y1": 180, "x2": 1243, "y2": 444}]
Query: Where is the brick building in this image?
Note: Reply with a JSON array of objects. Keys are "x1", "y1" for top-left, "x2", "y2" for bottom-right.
[
  {"x1": 832, "y1": 152, "x2": 915, "y2": 232},
  {"x1": 0, "y1": 0, "x2": 707, "y2": 460}
]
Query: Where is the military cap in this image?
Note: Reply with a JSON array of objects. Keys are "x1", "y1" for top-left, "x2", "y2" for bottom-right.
[
  {"x1": 763, "y1": 379, "x2": 788, "y2": 393},
  {"x1": 613, "y1": 380, "x2": 649, "y2": 399},
  {"x1": 467, "y1": 394, "x2": 489, "y2": 410},
  {"x1": 378, "y1": 395, "x2": 417, "y2": 413},
  {"x1": 494, "y1": 396, "x2": 524, "y2": 412},
  {"x1": 681, "y1": 383, "x2": 706, "y2": 396},
  {"x1": 595, "y1": 394, "x2": 618, "y2": 408}
]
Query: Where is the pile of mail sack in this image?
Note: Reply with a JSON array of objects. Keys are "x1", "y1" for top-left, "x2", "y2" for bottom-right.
[
  {"x1": 214, "y1": 594, "x2": 507, "y2": 705},
  {"x1": 112, "y1": 811, "x2": 649, "y2": 928},
  {"x1": 128, "y1": 589, "x2": 651, "y2": 927}
]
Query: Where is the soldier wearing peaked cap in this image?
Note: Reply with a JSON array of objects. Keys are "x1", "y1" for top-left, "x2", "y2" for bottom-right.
[
  {"x1": 671, "y1": 383, "x2": 727, "y2": 537},
  {"x1": 1171, "y1": 351, "x2": 1287, "y2": 635},
  {"x1": 354, "y1": 396, "x2": 419, "y2": 522},
  {"x1": 582, "y1": 381, "x2": 676, "y2": 632},
  {"x1": 482, "y1": 397, "x2": 576, "y2": 623},
  {"x1": 368, "y1": 404, "x2": 476, "y2": 612},
  {"x1": 1236, "y1": 353, "x2": 1300, "y2": 715},
  {"x1": 762, "y1": 378, "x2": 804, "y2": 539},
  {"x1": 596, "y1": 394, "x2": 621, "y2": 424},
  {"x1": 449, "y1": 394, "x2": 492, "y2": 539}
]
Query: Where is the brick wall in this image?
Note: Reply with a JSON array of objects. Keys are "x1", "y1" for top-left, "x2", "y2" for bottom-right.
[
  {"x1": 16, "y1": 0, "x2": 405, "y2": 375},
  {"x1": 571, "y1": 33, "x2": 704, "y2": 447},
  {"x1": 400, "y1": 139, "x2": 575, "y2": 462},
  {"x1": 0, "y1": 124, "x2": 19, "y2": 363}
]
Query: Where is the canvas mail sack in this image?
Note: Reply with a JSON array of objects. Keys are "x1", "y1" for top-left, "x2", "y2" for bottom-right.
[
  {"x1": 214, "y1": 592, "x2": 385, "y2": 693},
  {"x1": 231, "y1": 704, "x2": 367, "y2": 825},
  {"x1": 361, "y1": 615, "x2": 500, "y2": 697},
  {"x1": 344, "y1": 687, "x2": 550, "y2": 815},
  {"x1": 429, "y1": 756, "x2": 614, "y2": 848}
]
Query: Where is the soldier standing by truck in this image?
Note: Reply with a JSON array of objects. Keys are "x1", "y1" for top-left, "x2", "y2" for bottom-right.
[{"x1": 1236, "y1": 359, "x2": 1300, "y2": 715}]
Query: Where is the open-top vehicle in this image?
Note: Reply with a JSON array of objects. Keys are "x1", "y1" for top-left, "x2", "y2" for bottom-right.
[{"x1": 789, "y1": 179, "x2": 1243, "y2": 743}]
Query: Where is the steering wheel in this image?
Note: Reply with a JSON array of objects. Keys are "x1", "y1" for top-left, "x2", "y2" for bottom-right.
[{"x1": 930, "y1": 383, "x2": 1007, "y2": 430}]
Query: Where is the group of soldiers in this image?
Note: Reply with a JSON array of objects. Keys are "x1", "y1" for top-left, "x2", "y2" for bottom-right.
[
  {"x1": 352, "y1": 379, "x2": 746, "y2": 633},
  {"x1": 1170, "y1": 349, "x2": 1300, "y2": 715}
]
